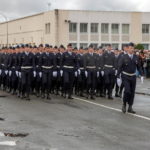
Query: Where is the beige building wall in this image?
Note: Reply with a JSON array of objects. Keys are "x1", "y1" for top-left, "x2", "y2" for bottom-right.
[
  {"x1": 130, "y1": 12, "x2": 142, "y2": 44},
  {"x1": 1, "y1": 9, "x2": 150, "y2": 49}
]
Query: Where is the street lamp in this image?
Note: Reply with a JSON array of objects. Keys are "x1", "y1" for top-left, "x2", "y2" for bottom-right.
[{"x1": 0, "y1": 13, "x2": 9, "y2": 46}]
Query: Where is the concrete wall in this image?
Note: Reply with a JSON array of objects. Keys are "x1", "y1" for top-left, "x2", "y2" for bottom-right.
[{"x1": 1, "y1": 10, "x2": 150, "y2": 49}]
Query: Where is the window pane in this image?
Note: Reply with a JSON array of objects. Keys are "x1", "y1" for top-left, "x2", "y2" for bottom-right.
[
  {"x1": 101, "y1": 23, "x2": 109, "y2": 34},
  {"x1": 69, "y1": 23, "x2": 77, "y2": 33},
  {"x1": 142, "y1": 44, "x2": 149, "y2": 49},
  {"x1": 112, "y1": 43, "x2": 119, "y2": 49},
  {"x1": 142, "y1": 24, "x2": 149, "y2": 34},
  {"x1": 80, "y1": 43, "x2": 88, "y2": 49},
  {"x1": 80, "y1": 23, "x2": 88, "y2": 33},
  {"x1": 112, "y1": 24, "x2": 119, "y2": 34},
  {"x1": 122, "y1": 24, "x2": 129, "y2": 34},
  {"x1": 91, "y1": 23, "x2": 98, "y2": 33}
]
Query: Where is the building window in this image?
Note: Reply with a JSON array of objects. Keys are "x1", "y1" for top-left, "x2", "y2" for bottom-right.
[
  {"x1": 122, "y1": 24, "x2": 129, "y2": 34},
  {"x1": 142, "y1": 24, "x2": 149, "y2": 34},
  {"x1": 69, "y1": 23, "x2": 77, "y2": 33},
  {"x1": 80, "y1": 23, "x2": 88, "y2": 33},
  {"x1": 70, "y1": 43, "x2": 77, "y2": 48},
  {"x1": 90, "y1": 43, "x2": 98, "y2": 48},
  {"x1": 45, "y1": 23, "x2": 50, "y2": 34},
  {"x1": 101, "y1": 43, "x2": 110, "y2": 48},
  {"x1": 91, "y1": 23, "x2": 98, "y2": 33},
  {"x1": 142, "y1": 44, "x2": 149, "y2": 50},
  {"x1": 80, "y1": 43, "x2": 88, "y2": 49},
  {"x1": 101, "y1": 23, "x2": 109, "y2": 34},
  {"x1": 111, "y1": 24, "x2": 119, "y2": 34},
  {"x1": 112, "y1": 43, "x2": 119, "y2": 49}
]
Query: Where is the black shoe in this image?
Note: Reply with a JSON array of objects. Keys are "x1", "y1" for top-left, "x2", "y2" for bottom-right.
[
  {"x1": 80, "y1": 93, "x2": 84, "y2": 97},
  {"x1": 122, "y1": 104, "x2": 126, "y2": 113},
  {"x1": 128, "y1": 107, "x2": 136, "y2": 114},
  {"x1": 68, "y1": 96, "x2": 73, "y2": 99},
  {"x1": 115, "y1": 93, "x2": 120, "y2": 97},
  {"x1": 86, "y1": 94, "x2": 89, "y2": 99},
  {"x1": 26, "y1": 97, "x2": 30, "y2": 101},
  {"x1": 108, "y1": 96, "x2": 113, "y2": 100},
  {"x1": 47, "y1": 95, "x2": 51, "y2": 100},
  {"x1": 119, "y1": 92, "x2": 122, "y2": 98},
  {"x1": 91, "y1": 96, "x2": 95, "y2": 100}
]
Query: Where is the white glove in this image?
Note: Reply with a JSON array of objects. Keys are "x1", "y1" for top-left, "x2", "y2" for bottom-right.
[
  {"x1": 78, "y1": 69, "x2": 81, "y2": 75},
  {"x1": 5, "y1": 70, "x2": 8, "y2": 75},
  {"x1": 117, "y1": 78, "x2": 122, "y2": 87},
  {"x1": 33, "y1": 71, "x2": 36, "y2": 77},
  {"x1": 18, "y1": 72, "x2": 21, "y2": 78},
  {"x1": 39, "y1": 72, "x2": 42, "y2": 78},
  {"x1": 0, "y1": 69, "x2": 2, "y2": 75},
  {"x1": 85, "y1": 71, "x2": 88, "y2": 78},
  {"x1": 53, "y1": 71, "x2": 57, "y2": 77},
  {"x1": 9, "y1": 71, "x2": 12, "y2": 77},
  {"x1": 75, "y1": 71, "x2": 78, "y2": 77},
  {"x1": 141, "y1": 76, "x2": 144, "y2": 84},
  {"x1": 16, "y1": 71, "x2": 19, "y2": 77},
  {"x1": 101, "y1": 71, "x2": 104, "y2": 77},
  {"x1": 115, "y1": 70, "x2": 118, "y2": 76},
  {"x1": 97, "y1": 71, "x2": 99, "y2": 77},
  {"x1": 60, "y1": 70, "x2": 63, "y2": 77}
]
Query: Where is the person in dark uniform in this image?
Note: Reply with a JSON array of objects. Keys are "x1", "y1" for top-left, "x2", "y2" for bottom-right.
[
  {"x1": 61, "y1": 43, "x2": 77, "y2": 99},
  {"x1": 39, "y1": 45, "x2": 56, "y2": 100},
  {"x1": 19, "y1": 44, "x2": 35, "y2": 100},
  {"x1": 102, "y1": 44, "x2": 116, "y2": 99},
  {"x1": 83, "y1": 44, "x2": 97, "y2": 100},
  {"x1": 117, "y1": 45, "x2": 129, "y2": 98},
  {"x1": 96, "y1": 46, "x2": 105, "y2": 97},
  {"x1": 34, "y1": 45, "x2": 43, "y2": 97},
  {"x1": 8, "y1": 47, "x2": 18, "y2": 95},
  {"x1": 55, "y1": 45, "x2": 65, "y2": 96},
  {"x1": 117, "y1": 42, "x2": 143, "y2": 114},
  {"x1": 76, "y1": 46, "x2": 85, "y2": 97}
]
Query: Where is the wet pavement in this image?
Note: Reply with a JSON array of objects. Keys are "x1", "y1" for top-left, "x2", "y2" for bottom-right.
[{"x1": 0, "y1": 79, "x2": 150, "y2": 150}]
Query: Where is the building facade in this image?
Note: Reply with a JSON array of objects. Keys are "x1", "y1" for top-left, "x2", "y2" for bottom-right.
[{"x1": 0, "y1": 9, "x2": 150, "y2": 49}]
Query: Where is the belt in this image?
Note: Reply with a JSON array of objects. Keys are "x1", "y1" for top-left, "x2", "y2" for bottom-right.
[
  {"x1": 21, "y1": 66, "x2": 32, "y2": 69},
  {"x1": 42, "y1": 66, "x2": 53, "y2": 69},
  {"x1": 57, "y1": 66, "x2": 60, "y2": 68},
  {"x1": 98, "y1": 67, "x2": 101, "y2": 70},
  {"x1": 12, "y1": 67, "x2": 15, "y2": 69},
  {"x1": 87, "y1": 66, "x2": 96, "y2": 69},
  {"x1": 64, "y1": 65, "x2": 74, "y2": 69},
  {"x1": 80, "y1": 67, "x2": 84, "y2": 70},
  {"x1": 104, "y1": 65, "x2": 113, "y2": 68},
  {"x1": 122, "y1": 71, "x2": 136, "y2": 76}
]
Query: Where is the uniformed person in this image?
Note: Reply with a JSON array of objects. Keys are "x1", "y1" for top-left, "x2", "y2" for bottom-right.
[
  {"x1": 83, "y1": 44, "x2": 97, "y2": 100},
  {"x1": 19, "y1": 44, "x2": 35, "y2": 100},
  {"x1": 102, "y1": 44, "x2": 116, "y2": 99},
  {"x1": 61, "y1": 43, "x2": 77, "y2": 99},
  {"x1": 117, "y1": 42, "x2": 143, "y2": 114},
  {"x1": 39, "y1": 44, "x2": 56, "y2": 100}
]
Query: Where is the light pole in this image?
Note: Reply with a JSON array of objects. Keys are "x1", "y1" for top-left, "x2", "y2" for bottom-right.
[{"x1": 0, "y1": 13, "x2": 9, "y2": 46}]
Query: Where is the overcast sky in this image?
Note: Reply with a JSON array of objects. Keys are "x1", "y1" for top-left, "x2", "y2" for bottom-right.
[{"x1": 0, "y1": 0, "x2": 150, "y2": 22}]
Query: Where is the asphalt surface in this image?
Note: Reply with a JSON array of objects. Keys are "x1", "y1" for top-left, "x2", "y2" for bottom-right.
[{"x1": 0, "y1": 80, "x2": 150, "y2": 150}]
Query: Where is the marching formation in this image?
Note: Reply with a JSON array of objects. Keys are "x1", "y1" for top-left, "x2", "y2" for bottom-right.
[{"x1": 0, "y1": 43, "x2": 143, "y2": 114}]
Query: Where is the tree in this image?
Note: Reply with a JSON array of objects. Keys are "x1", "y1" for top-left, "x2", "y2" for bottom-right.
[{"x1": 135, "y1": 44, "x2": 144, "y2": 50}]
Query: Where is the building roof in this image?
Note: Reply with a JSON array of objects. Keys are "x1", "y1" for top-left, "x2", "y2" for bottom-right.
[{"x1": 1, "y1": 9, "x2": 150, "y2": 25}]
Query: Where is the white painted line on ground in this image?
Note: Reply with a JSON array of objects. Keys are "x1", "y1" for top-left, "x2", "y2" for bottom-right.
[
  {"x1": 0, "y1": 141, "x2": 16, "y2": 146},
  {"x1": 73, "y1": 97, "x2": 150, "y2": 121}
]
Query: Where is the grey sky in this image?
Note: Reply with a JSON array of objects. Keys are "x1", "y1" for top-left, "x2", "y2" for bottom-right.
[{"x1": 0, "y1": 0, "x2": 149, "y2": 22}]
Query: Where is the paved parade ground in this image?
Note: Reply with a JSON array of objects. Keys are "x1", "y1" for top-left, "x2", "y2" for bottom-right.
[{"x1": 0, "y1": 79, "x2": 150, "y2": 150}]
